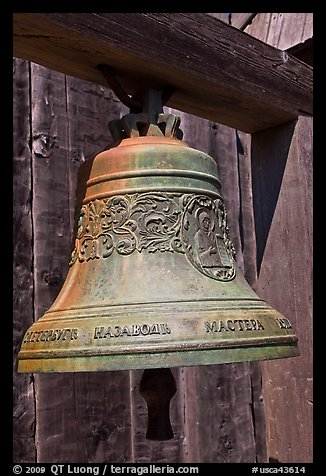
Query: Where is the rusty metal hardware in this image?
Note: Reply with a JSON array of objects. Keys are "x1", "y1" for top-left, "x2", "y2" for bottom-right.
[{"x1": 97, "y1": 64, "x2": 175, "y2": 113}]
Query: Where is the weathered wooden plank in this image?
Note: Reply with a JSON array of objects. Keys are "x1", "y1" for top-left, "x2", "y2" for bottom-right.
[
  {"x1": 245, "y1": 13, "x2": 273, "y2": 43},
  {"x1": 234, "y1": 129, "x2": 267, "y2": 463},
  {"x1": 13, "y1": 58, "x2": 37, "y2": 464},
  {"x1": 244, "y1": 17, "x2": 313, "y2": 465},
  {"x1": 302, "y1": 14, "x2": 313, "y2": 43},
  {"x1": 178, "y1": 366, "x2": 200, "y2": 462},
  {"x1": 236, "y1": 130, "x2": 258, "y2": 286},
  {"x1": 251, "y1": 120, "x2": 297, "y2": 271},
  {"x1": 233, "y1": 129, "x2": 267, "y2": 463},
  {"x1": 29, "y1": 63, "x2": 79, "y2": 463},
  {"x1": 282, "y1": 13, "x2": 313, "y2": 50},
  {"x1": 275, "y1": 14, "x2": 307, "y2": 51},
  {"x1": 230, "y1": 13, "x2": 257, "y2": 30},
  {"x1": 13, "y1": 12, "x2": 312, "y2": 133},
  {"x1": 251, "y1": 115, "x2": 313, "y2": 462},
  {"x1": 250, "y1": 362, "x2": 268, "y2": 463},
  {"x1": 265, "y1": 14, "x2": 286, "y2": 47},
  {"x1": 245, "y1": 13, "x2": 313, "y2": 51},
  {"x1": 197, "y1": 363, "x2": 261, "y2": 462},
  {"x1": 30, "y1": 64, "x2": 72, "y2": 319},
  {"x1": 72, "y1": 371, "x2": 132, "y2": 463}
]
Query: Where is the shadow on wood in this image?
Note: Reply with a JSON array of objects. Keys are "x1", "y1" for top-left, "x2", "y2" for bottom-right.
[
  {"x1": 139, "y1": 368, "x2": 177, "y2": 441},
  {"x1": 251, "y1": 120, "x2": 296, "y2": 273}
]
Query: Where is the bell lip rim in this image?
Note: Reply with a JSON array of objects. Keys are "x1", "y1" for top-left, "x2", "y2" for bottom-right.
[
  {"x1": 18, "y1": 334, "x2": 299, "y2": 361},
  {"x1": 17, "y1": 343, "x2": 300, "y2": 373}
]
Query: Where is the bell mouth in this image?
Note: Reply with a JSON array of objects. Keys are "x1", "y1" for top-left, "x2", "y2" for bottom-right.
[{"x1": 18, "y1": 299, "x2": 299, "y2": 373}]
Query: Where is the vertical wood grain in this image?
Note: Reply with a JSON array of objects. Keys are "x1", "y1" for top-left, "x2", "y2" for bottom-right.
[
  {"x1": 245, "y1": 13, "x2": 272, "y2": 43},
  {"x1": 30, "y1": 63, "x2": 78, "y2": 463},
  {"x1": 13, "y1": 58, "x2": 37, "y2": 463},
  {"x1": 251, "y1": 116, "x2": 313, "y2": 462},
  {"x1": 245, "y1": 13, "x2": 313, "y2": 51},
  {"x1": 243, "y1": 13, "x2": 313, "y2": 462},
  {"x1": 302, "y1": 14, "x2": 313, "y2": 43},
  {"x1": 236, "y1": 131, "x2": 257, "y2": 286},
  {"x1": 275, "y1": 14, "x2": 307, "y2": 50}
]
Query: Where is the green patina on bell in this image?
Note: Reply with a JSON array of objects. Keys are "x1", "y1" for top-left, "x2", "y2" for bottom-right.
[{"x1": 18, "y1": 89, "x2": 299, "y2": 374}]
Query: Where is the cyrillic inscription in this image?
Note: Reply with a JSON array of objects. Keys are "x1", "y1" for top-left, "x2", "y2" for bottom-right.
[
  {"x1": 205, "y1": 319, "x2": 264, "y2": 333},
  {"x1": 275, "y1": 317, "x2": 292, "y2": 329},
  {"x1": 23, "y1": 328, "x2": 79, "y2": 343},
  {"x1": 94, "y1": 323, "x2": 171, "y2": 339}
]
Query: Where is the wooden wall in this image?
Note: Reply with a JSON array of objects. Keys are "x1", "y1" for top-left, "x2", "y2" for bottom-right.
[
  {"x1": 13, "y1": 12, "x2": 312, "y2": 465},
  {"x1": 244, "y1": 13, "x2": 313, "y2": 463},
  {"x1": 252, "y1": 118, "x2": 313, "y2": 463},
  {"x1": 244, "y1": 13, "x2": 313, "y2": 50},
  {"x1": 209, "y1": 12, "x2": 313, "y2": 49}
]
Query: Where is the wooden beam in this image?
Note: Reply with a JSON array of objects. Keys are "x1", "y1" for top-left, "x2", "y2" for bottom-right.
[
  {"x1": 13, "y1": 13, "x2": 312, "y2": 133},
  {"x1": 251, "y1": 115, "x2": 313, "y2": 462}
]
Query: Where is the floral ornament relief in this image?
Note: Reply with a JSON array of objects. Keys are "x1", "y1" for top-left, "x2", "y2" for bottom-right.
[
  {"x1": 69, "y1": 193, "x2": 184, "y2": 266},
  {"x1": 69, "y1": 192, "x2": 236, "y2": 282}
]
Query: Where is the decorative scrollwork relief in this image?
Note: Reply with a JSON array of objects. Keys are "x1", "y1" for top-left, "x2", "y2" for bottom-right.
[
  {"x1": 69, "y1": 192, "x2": 236, "y2": 281},
  {"x1": 69, "y1": 193, "x2": 184, "y2": 265}
]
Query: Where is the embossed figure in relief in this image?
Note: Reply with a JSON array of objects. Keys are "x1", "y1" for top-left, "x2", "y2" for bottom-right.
[
  {"x1": 182, "y1": 195, "x2": 236, "y2": 281},
  {"x1": 194, "y1": 208, "x2": 230, "y2": 268}
]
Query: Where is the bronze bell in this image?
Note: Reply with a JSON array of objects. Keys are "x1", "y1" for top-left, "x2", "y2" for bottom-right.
[{"x1": 18, "y1": 88, "x2": 299, "y2": 439}]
